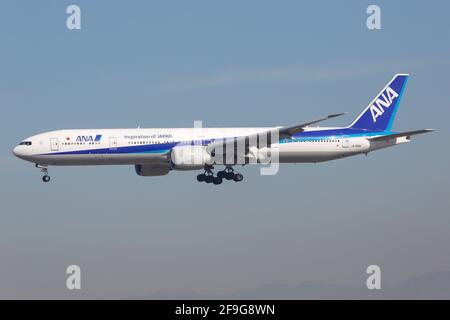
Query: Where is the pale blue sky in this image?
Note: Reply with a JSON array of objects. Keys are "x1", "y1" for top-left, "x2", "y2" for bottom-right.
[{"x1": 0, "y1": 1, "x2": 449, "y2": 298}]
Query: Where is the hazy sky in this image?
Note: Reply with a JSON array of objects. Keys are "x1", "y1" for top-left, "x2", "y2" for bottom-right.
[{"x1": 0, "y1": 1, "x2": 449, "y2": 299}]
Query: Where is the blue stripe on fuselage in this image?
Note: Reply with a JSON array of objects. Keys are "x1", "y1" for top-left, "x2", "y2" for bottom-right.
[
  {"x1": 41, "y1": 142, "x2": 177, "y2": 156},
  {"x1": 293, "y1": 127, "x2": 393, "y2": 138},
  {"x1": 39, "y1": 128, "x2": 393, "y2": 156}
]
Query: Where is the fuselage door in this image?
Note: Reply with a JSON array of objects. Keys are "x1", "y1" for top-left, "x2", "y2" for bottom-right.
[
  {"x1": 109, "y1": 137, "x2": 117, "y2": 150},
  {"x1": 50, "y1": 138, "x2": 59, "y2": 151},
  {"x1": 341, "y1": 136, "x2": 349, "y2": 148}
]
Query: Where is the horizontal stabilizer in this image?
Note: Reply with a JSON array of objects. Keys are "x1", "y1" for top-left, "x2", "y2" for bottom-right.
[{"x1": 368, "y1": 129, "x2": 435, "y2": 142}]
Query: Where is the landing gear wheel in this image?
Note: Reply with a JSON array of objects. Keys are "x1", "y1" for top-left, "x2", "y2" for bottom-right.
[
  {"x1": 217, "y1": 171, "x2": 225, "y2": 179},
  {"x1": 225, "y1": 172, "x2": 234, "y2": 180},
  {"x1": 213, "y1": 176, "x2": 223, "y2": 185},
  {"x1": 197, "y1": 174, "x2": 206, "y2": 182},
  {"x1": 36, "y1": 164, "x2": 50, "y2": 183},
  {"x1": 233, "y1": 173, "x2": 243, "y2": 182},
  {"x1": 205, "y1": 175, "x2": 214, "y2": 183}
]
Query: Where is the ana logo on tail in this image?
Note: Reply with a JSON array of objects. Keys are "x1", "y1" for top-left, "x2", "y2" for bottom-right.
[
  {"x1": 349, "y1": 74, "x2": 408, "y2": 131},
  {"x1": 369, "y1": 86, "x2": 399, "y2": 123}
]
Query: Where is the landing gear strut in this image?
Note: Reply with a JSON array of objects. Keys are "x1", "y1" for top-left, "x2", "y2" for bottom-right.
[
  {"x1": 36, "y1": 164, "x2": 51, "y2": 183},
  {"x1": 197, "y1": 165, "x2": 243, "y2": 185},
  {"x1": 197, "y1": 165, "x2": 221, "y2": 184}
]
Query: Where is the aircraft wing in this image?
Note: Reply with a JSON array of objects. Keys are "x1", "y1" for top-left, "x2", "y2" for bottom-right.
[
  {"x1": 278, "y1": 113, "x2": 346, "y2": 137},
  {"x1": 368, "y1": 129, "x2": 435, "y2": 142},
  {"x1": 205, "y1": 113, "x2": 346, "y2": 154}
]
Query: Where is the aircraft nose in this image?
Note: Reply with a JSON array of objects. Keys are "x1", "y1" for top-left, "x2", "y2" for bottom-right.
[{"x1": 12, "y1": 145, "x2": 23, "y2": 157}]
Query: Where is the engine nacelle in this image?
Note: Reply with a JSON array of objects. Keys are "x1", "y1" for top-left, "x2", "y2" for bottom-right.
[
  {"x1": 134, "y1": 163, "x2": 170, "y2": 176},
  {"x1": 171, "y1": 145, "x2": 212, "y2": 170}
]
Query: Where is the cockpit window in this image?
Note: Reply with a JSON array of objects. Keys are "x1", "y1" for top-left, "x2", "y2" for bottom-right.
[{"x1": 19, "y1": 141, "x2": 32, "y2": 146}]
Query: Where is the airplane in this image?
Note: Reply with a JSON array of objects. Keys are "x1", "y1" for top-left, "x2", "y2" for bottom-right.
[{"x1": 12, "y1": 74, "x2": 434, "y2": 184}]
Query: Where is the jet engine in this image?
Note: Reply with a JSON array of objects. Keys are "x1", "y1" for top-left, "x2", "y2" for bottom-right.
[{"x1": 134, "y1": 163, "x2": 170, "y2": 176}]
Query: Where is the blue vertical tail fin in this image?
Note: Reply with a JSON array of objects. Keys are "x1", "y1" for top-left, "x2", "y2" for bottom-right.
[{"x1": 349, "y1": 74, "x2": 409, "y2": 131}]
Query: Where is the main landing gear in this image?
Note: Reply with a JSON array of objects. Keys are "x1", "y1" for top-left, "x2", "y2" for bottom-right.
[
  {"x1": 36, "y1": 164, "x2": 51, "y2": 183},
  {"x1": 196, "y1": 165, "x2": 243, "y2": 185}
]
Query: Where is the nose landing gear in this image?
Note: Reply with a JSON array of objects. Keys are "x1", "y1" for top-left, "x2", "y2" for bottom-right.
[{"x1": 36, "y1": 164, "x2": 51, "y2": 183}]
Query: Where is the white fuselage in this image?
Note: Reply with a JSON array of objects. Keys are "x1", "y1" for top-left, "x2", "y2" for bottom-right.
[{"x1": 12, "y1": 127, "x2": 405, "y2": 168}]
